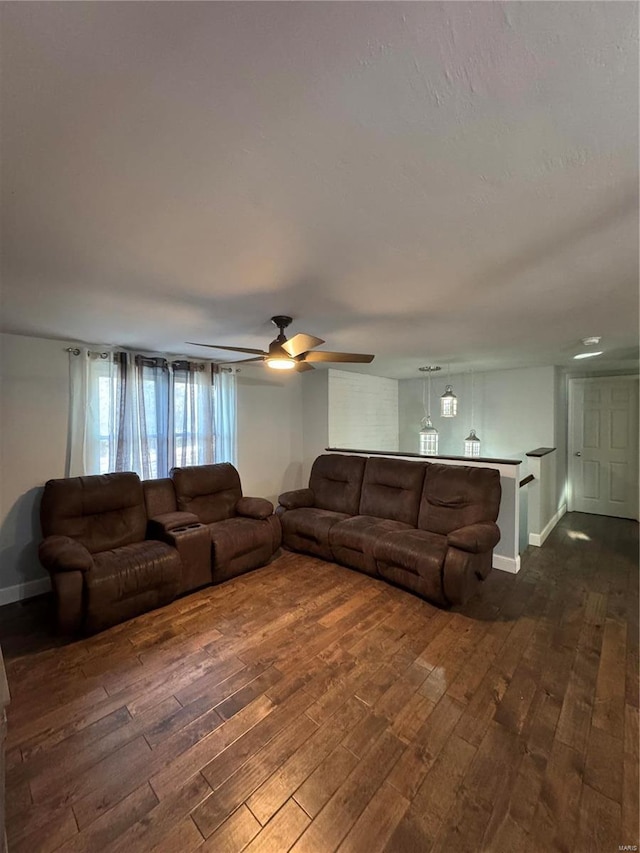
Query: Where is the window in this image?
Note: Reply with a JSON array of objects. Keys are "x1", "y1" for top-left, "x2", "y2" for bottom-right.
[{"x1": 68, "y1": 348, "x2": 236, "y2": 478}]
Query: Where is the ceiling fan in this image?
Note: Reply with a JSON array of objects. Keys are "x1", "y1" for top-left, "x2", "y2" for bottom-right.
[{"x1": 187, "y1": 315, "x2": 374, "y2": 372}]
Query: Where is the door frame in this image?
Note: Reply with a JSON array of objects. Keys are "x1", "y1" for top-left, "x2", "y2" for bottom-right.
[{"x1": 567, "y1": 374, "x2": 639, "y2": 519}]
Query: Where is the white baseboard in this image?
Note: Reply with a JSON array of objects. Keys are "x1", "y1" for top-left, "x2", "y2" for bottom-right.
[
  {"x1": 529, "y1": 503, "x2": 567, "y2": 548},
  {"x1": 493, "y1": 553, "x2": 521, "y2": 574},
  {"x1": 0, "y1": 576, "x2": 51, "y2": 607}
]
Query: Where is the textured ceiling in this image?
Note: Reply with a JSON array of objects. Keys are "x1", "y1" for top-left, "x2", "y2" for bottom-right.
[{"x1": 1, "y1": 2, "x2": 638, "y2": 378}]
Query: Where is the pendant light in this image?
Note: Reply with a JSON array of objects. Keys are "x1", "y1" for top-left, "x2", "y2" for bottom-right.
[
  {"x1": 464, "y1": 429, "x2": 481, "y2": 457},
  {"x1": 440, "y1": 364, "x2": 458, "y2": 417},
  {"x1": 464, "y1": 370, "x2": 481, "y2": 457},
  {"x1": 418, "y1": 366, "x2": 440, "y2": 455}
]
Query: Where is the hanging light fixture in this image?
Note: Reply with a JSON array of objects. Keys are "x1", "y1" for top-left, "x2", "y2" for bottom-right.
[
  {"x1": 440, "y1": 364, "x2": 458, "y2": 417},
  {"x1": 420, "y1": 416, "x2": 439, "y2": 455},
  {"x1": 464, "y1": 370, "x2": 481, "y2": 457},
  {"x1": 464, "y1": 429, "x2": 481, "y2": 457},
  {"x1": 418, "y1": 366, "x2": 440, "y2": 455}
]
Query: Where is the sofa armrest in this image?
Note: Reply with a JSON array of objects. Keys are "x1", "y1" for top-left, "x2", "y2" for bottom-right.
[
  {"x1": 278, "y1": 488, "x2": 315, "y2": 510},
  {"x1": 39, "y1": 535, "x2": 94, "y2": 573},
  {"x1": 447, "y1": 522, "x2": 500, "y2": 554},
  {"x1": 147, "y1": 511, "x2": 200, "y2": 538},
  {"x1": 236, "y1": 497, "x2": 274, "y2": 520}
]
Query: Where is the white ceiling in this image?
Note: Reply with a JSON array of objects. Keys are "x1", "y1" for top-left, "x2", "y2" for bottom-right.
[{"x1": 1, "y1": 2, "x2": 638, "y2": 378}]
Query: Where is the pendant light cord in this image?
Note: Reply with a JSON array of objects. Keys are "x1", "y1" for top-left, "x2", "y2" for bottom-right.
[
  {"x1": 422, "y1": 373, "x2": 432, "y2": 418},
  {"x1": 471, "y1": 369, "x2": 474, "y2": 425}
]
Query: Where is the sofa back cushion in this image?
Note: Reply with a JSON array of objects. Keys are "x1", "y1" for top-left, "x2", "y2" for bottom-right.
[
  {"x1": 359, "y1": 458, "x2": 426, "y2": 525},
  {"x1": 418, "y1": 463, "x2": 501, "y2": 535},
  {"x1": 309, "y1": 454, "x2": 366, "y2": 516},
  {"x1": 40, "y1": 472, "x2": 147, "y2": 554},
  {"x1": 171, "y1": 463, "x2": 242, "y2": 523},
  {"x1": 142, "y1": 477, "x2": 177, "y2": 518}
]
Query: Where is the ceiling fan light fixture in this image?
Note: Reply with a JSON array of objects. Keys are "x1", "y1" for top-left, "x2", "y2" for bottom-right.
[
  {"x1": 266, "y1": 356, "x2": 296, "y2": 370},
  {"x1": 188, "y1": 314, "x2": 374, "y2": 370}
]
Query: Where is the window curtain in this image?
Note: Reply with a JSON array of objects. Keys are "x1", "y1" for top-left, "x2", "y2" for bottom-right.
[
  {"x1": 171, "y1": 360, "x2": 215, "y2": 469},
  {"x1": 214, "y1": 365, "x2": 237, "y2": 465},
  {"x1": 116, "y1": 354, "x2": 170, "y2": 480},
  {"x1": 67, "y1": 348, "x2": 237, "y2": 478},
  {"x1": 67, "y1": 347, "x2": 118, "y2": 477}
]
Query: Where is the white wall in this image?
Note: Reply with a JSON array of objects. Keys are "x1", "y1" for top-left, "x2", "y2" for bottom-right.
[
  {"x1": 0, "y1": 333, "x2": 306, "y2": 601},
  {"x1": 554, "y1": 368, "x2": 568, "y2": 510},
  {"x1": 328, "y1": 369, "x2": 398, "y2": 452},
  {"x1": 0, "y1": 333, "x2": 70, "y2": 600},
  {"x1": 236, "y1": 369, "x2": 304, "y2": 505},
  {"x1": 301, "y1": 369, "x2": 329, "y2": 483},
  {"x1": 527, "y1": 450, "x2": 562, "y2": 546},
  {"x1": 399, "y1": 366, "x2": 556, "y2": 460}
]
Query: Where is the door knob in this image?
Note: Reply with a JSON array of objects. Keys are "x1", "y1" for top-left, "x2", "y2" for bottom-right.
[{"x1": 575, "y1": 451, "x2": 582, "y2": 457}]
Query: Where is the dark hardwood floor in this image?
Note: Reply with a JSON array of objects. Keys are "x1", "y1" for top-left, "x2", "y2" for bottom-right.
[{"x1": 2, "y1": 511, "x2": 638, "y2": 852}]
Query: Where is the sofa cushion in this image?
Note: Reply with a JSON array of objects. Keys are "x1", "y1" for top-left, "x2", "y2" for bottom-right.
[
  {"x1": 171, "y1": 463, "x2": 242, "y2": 524},
  {"x1": 359, "y1": 458, "x2": 426, "y2": 525},
  {"x1": 86, "y1": 540, "x2": 181, "y2": 632},
  {"x1": 280, "y1": 507, "x2": 349, "y2": 561},
  {"x1": 374, "y1": 529, "x2": 449, "y2": 605},
  {"x1": 208, "y1": 517, "x2": 276, "y2": 582},
  {"x1": 330, "y1": 515, "x2": 413, "y2": 576},
  {"x1": 309, "y1": 454, "x2": 366, "y2": 516},
  {"x1": 40, "y1": 472, "x2": 147, "y2": 554},
  {"x1": 418, "y1": 464, "x2": 501, "y2": 535},
  {"x1": 142, "y1": 477, "x2": 178, "y2": 518}
]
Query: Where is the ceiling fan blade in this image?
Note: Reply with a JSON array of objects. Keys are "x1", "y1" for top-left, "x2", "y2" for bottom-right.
[
  {"x1": 295, "y1": 361, "x2": 315, "y2": 372},
  {"x1": 186, "y1": 343, "x2": 268, "y2": 356},
  {"x1": 232, "y1": 356, "x2": 265, "y2": 364},
  {"x1": 281, "y1": 333, "x2": 325, "y2": 358},
  {"x1": 303, "y1": 351, "x2": 375, "y2": 363}
]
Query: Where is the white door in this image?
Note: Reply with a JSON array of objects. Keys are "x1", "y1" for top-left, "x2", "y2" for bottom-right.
[{"x1": 569, "y1": 377, "x2": 639, "y2": 520}]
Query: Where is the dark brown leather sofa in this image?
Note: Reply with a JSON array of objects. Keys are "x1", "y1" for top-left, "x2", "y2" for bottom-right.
[
  {"x1": 39, "y1": 464, "x2": 280, "y2": 634},
  {"x1": 278, "y1": 454, "x2": 501, "y2": 607}
]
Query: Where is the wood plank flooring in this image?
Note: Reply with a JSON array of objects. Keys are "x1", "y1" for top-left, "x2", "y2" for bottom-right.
[{"x1": 2, "y1": 511, "x2": 638, "y2": 852}]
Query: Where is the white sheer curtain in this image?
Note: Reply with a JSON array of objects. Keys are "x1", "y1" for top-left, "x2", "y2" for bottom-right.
[
  {"x1": 214, "y1": 366, "x2": 237, "y2": 464},
  {"x1": 170, "y1": 360, "x2": 215, "y2": 469},
  {"x1": 67, "y1": 347, "x2": 119, "y2": 477},
  {"x1": 67, "y1": 349, "x2": 237, "y2": 478},
  {"x1": 116, "y1": 354, "x2": 171, "y2": 480}
]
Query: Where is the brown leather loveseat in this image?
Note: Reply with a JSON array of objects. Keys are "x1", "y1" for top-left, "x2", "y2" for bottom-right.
[
  {"x1": 39, "y1": 464, "x2": 280, "y2": 634},
  {"x1": 277, "y1": 454, "x2": 501, "y2": 607}
]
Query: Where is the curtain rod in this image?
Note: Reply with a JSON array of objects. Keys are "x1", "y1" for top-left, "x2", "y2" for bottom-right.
[
  {"x1": 66, "y1": 347, "x2": 109, "y2": 358},
  {"x1": 66, "y1": 346, "x2": 235, "y2": 372}
]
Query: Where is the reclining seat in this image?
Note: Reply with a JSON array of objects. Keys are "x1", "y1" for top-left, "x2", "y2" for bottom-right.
[
  {"x1": 374, "y1": 464, "x2": 501, "y2": 607},
  {"x1": 39, "y1": 472, "x2": 182, "y2": 634},
  {"x1": 170, "y1": 463, "x2": 281, "y2": 584},
  {"x1": 278, "y1": 454, "x2": 366, "y2": 561},
  {"x1": 329, "y1": 458, "x2": 427, "y2": 576}
]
